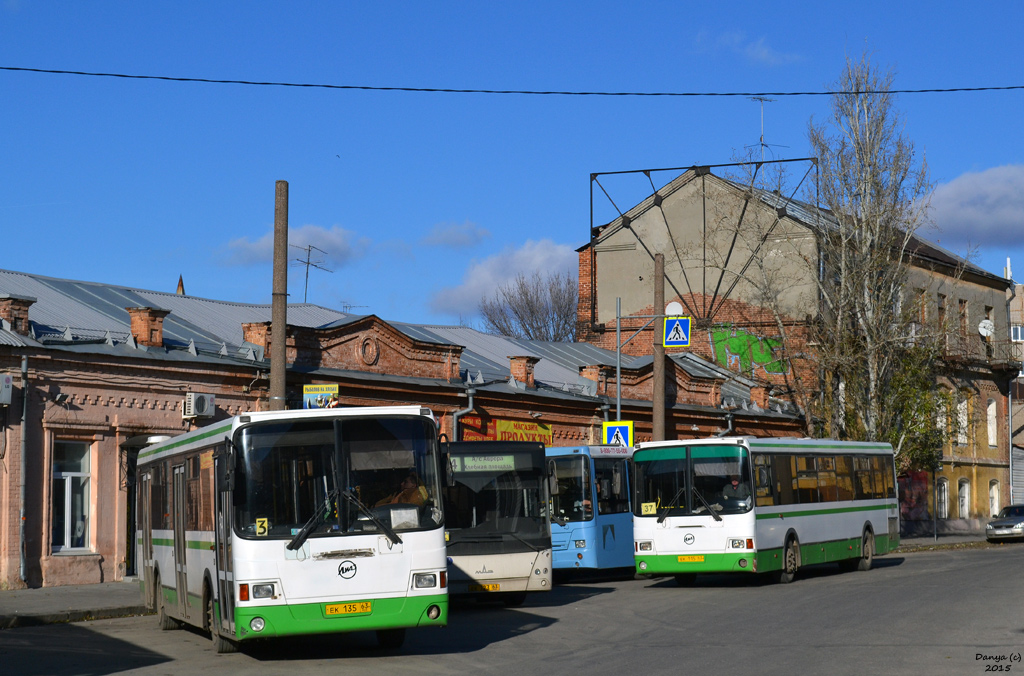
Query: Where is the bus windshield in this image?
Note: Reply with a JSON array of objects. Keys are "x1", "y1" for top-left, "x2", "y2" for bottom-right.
[
  {"x1": 233, "y1": 416, "x2": 442, "y2": 540},
  {"x1": 550, "y1": 456, "x2": 592, "y2": 523},
  {"x1": 634, "y1": 444, "x2": 752, "y2": 518},
  {"x1": 444, "y1": 449, "x2": 549, "y2": 553}
]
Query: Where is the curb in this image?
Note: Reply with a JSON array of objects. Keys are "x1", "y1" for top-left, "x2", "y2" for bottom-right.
[{"x1": 0, "y1": 605, "x2": 151, "y2": 630}]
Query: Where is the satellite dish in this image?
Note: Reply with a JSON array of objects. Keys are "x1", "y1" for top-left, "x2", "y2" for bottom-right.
[
  {"x1": 665, "y1": 301, "x2": 684, "y2": 316},
  {"x1": 978, "y1": 319, "x2": 996, "y2": 338}
]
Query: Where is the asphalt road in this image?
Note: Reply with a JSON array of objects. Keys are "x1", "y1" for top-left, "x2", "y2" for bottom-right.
[{"x1": 1, "y1": 545, "x2": 1021, "y2": 676}]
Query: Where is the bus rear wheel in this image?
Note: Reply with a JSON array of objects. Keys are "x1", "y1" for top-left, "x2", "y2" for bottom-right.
[
  {"x1": 155, "y1": 574, "x2": 180, "y2": 630},
  {"x1": 206, "y1": 592, "x2": 238, "y2": 654},
  {"x1": 775, "y1": 538, "x2": 799, "y2": 584},
  {"x1": 857, "y1": 532, "x2": 874, "y2": 571}
]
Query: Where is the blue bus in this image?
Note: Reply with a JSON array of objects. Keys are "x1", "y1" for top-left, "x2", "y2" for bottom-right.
[{"x1": 545, "y1": 445, "x2": 635, "y2": 572}]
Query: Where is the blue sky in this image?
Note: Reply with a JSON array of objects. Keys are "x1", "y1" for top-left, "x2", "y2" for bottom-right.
[{"x1": 3, "y1": 2, "x2": 1023, "y2": 326}]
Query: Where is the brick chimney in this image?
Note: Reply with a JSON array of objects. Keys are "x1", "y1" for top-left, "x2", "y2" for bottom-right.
[
  {"x1": 580, "y1": 364, "x2": 611, "y2": 396},
  {"x1": 0, "y1": 294, "x2": 36, "y2": 336},
  {"x1": 125, "y1": 307, "x2": 171, "y2": 347},
  {"x1": 509, "y1": 355, "x2": 540, "y2": 388}
]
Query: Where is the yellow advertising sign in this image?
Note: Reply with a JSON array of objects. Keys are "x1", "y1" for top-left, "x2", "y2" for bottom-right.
[{"x1": 460, "y1": 416, "x2": 552, "y2": 445}]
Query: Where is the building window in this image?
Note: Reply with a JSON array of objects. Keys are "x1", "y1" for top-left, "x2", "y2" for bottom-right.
[
  {"x1": 955, "y1": 392, "x2": 969, "y2": 447},
  {"x1": 52, "y1": 441, "x2": 91, "y2": 551},
  {"x1": 958, "y1": 299, "x2": 968, "y2": 336},
  {"x1": 989, "y1": 480, "x2": 1000, "y2": 517},
  {"x1": 958, "y1": 479, "x2": 970, "y2": 519},
  {"x1": 987, "y1": 399, "x2": 998, "y2": 447},
  {"x1": 936, "y1": 478, "x2": 949, "y2": 519},
  {"x1": 1012, "y1": 325, "x2": 1024, "y2": 342}
]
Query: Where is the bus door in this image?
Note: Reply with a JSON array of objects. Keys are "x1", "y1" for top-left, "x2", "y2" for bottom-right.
[
  {"x1": 172, "y1": 464, "x2": 189, "y2": 619},
  {"x1": 213, "y1": 452, "x2": 235, "y2": 638},
  {"x1": 139, "y1": 471, "x2": 155, "y2": 608}
]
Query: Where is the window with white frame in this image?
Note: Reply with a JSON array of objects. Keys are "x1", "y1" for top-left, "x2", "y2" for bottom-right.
[
  {"x1": 936, "y1": 478, "x2": 949, "y2": 519},
  {"x1": 958, "y1": 479, "x2": 970, "y2": 519},
  {"x1": 52, "y1": 441, "x2": 91, "y2": 551},
  {"x1": 1012, "y1": 325, "x2": 1024, "y2": 342},
  {"x1": 989, "y1": 480, "x2": 1000, "y2": 518},
  {"x1": 987, "y1": 399, "x2": 998, "y2": 447}
]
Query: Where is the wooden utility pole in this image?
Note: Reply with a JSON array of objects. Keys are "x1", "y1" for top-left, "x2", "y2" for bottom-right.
[{"x1": 269, "y1": 180, "x2": 289, "y2": 410}]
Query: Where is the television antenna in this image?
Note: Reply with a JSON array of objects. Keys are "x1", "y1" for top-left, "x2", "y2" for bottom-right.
[
  {"x1": 745, "y1": 96, "x2": 787, "y2": 162},
  {"x1": 290, "y1": 244, "x2": 333, "y2": 303}
]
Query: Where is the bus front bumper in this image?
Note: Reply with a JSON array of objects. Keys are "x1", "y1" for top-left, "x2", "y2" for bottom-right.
[{"x1": 635, "y1": 552, "x2": 756, "y2": 576}]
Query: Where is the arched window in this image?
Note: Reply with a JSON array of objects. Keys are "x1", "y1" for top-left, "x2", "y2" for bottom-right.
[
  {"x1": 936, "y1": 478, "x2": 949, "y2": 519},
  {"x1": 989, "y1": 480, "x2": 1000, "y2": 517},
  {"x1": 958, "y1": 479, "x2": 970, "y2": 519},
  {"x1": 987, "y1": 399, "x2": 998, "y2": 447}
]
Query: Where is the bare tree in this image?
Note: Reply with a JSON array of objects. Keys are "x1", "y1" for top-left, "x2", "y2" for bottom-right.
[
  {"x1": 808, "y1": 53, "x2": 951, "y2": 468},
  {"x1": 479, "y1": 271, "x2": 578, "y2": 341}
]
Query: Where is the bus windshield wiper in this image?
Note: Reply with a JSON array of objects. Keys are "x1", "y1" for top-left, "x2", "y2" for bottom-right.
[
  {"x1": 691, "y1": 487, "x2": 723, "y2": 522},
  {"x1": 341, "y1": 489, "x2": 403, "y2": 546},
  {"x1": 657, "y1": 486, "x2": 686, "y2": 523},
  {"x1": 287, "y1": 488, "x2": 339, "y2": 551}
]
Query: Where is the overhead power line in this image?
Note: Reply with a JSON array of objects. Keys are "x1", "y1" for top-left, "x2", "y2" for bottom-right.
[{"x1": 3, "y1": 66, "x2": 1023, "y2": 97}]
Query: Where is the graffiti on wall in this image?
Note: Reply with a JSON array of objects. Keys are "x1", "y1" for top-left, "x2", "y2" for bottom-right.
[{"x1": 710, "y1": 324, "x2": 789, "y2": 377}]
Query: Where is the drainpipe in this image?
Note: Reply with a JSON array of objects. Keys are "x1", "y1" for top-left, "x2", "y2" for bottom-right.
[
  {"x1": 1007, "y1": 277, "x2": 1017, "y2": 502},
  {"x1": 714, "y1": 410, "x2": 735, "y2": 438},
  {"x1": 451, "y1": 388, "x2": 475, "y2": 443},
  {"x1": 19, "y1": 356, "x2": 27, "y2": 582}
]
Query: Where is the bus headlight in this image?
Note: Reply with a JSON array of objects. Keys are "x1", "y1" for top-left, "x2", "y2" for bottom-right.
[
  {"x1": 574, "y1": 540, "x2": 586, "y2": 548},
  {"x1": 252, "y1": 583, "x2": 275, "y2": 599},
  {"x1": 250, "y1": 617, "x2": 266, "y2": 632},
  {"x1": 729, "y1": 538, "x2": 754, "y2": 550},
  {"x1": 638, "y1": 541, "x2": 653, "y2": 552},
  {"x1": 413, "y1": 573, "x2": 437, "y2": 589}
]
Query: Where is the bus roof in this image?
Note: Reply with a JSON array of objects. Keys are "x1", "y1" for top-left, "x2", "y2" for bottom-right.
[
  {"x1": 634, "y1": 436, "x2": 893, "y2": 455},
  {"x1": 546, "y1": 445, "x2": 635, "y2": 459},
  {"x1": 137, "y1": 405, "x2": 436, "y2": 466}
]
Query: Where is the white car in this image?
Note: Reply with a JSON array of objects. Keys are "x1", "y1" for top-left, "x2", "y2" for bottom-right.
[{"x1": 985, "y1": 505, "x2": 1024, "y2": 542}]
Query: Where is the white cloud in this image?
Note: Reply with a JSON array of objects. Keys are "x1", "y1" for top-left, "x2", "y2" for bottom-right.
[
  {"x1": 420, "y1": 220, "x2": 490, "y2": 248},
  {"x1": 223, "y1": 224, "x2": 370, "y2": 268},
  {"x1": 929, "y1": 165, "x2": 1024, "y2": 249},
  {"x1": 694, "y1": 30, "x2": 800, "y2": 66},
  {"x1": 429, "y1": 239, "x2": 578, "y2": 318}
]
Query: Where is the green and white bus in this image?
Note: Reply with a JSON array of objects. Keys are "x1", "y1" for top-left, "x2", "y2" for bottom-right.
[
  {"x1": 137, "y1": 406, "x2": 448, "y2": 653},
  {"x1": 632, "y1": 437, "x2": 899, "y2": 585}
]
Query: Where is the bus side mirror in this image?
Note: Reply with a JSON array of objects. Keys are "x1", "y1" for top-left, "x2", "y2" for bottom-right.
[
  {"x1": 548, "y1": 461, "x2": 560, "y2": 496},
  {"x1": 757, "y1": 467, "x2": 770, "y2": 488},
  {"x1": 612, "y1": 466, "x2": 623, "y2": 495},
  {"x1": 445, "y1": 453, "x2": 456, "y2": 487}
]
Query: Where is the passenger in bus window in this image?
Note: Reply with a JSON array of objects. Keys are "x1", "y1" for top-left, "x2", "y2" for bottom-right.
[
  {"x1": 376, "y1": 472, "x2": 429, "y2": 507},
  {"x1": 722, "y1": 475, "x2": 750, "y2": 500}
]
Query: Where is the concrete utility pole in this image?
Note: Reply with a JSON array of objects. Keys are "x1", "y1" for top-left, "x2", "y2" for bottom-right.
[
  {"x1": 653, "y1": 253, "x2": 665, "y2": 440},
  {"x1": 269, "y1": 180, "x2": 289, "y2": 411}
]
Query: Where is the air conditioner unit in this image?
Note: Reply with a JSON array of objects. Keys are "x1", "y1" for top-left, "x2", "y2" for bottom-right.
[{"x1": 183, "y1": 392, "x2": 216, "y2": 419}]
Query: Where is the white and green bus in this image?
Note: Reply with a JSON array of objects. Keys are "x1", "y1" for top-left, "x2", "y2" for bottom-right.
[
  {"x1": 632, "y1": 437, "x2": 899, "y2": 585},
  {"x1": 137, "y1": 406, "x2": 448, "y2": 653}
]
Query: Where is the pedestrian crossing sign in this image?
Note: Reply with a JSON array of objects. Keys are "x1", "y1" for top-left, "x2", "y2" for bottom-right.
[
  {"x1": 663, "y1": 316, "x2": 691, "y2": 347},
  {"x1": 603, "y1": 420, "x2": 633, "y2": 447}
]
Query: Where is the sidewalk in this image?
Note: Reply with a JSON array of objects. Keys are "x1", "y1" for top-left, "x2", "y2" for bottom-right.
[
  {"x1": 0, "y1": 534, "x2": 993, "y2": 629},
  {"x1": 0, "y1": 578, "x2": 149, "y2": 629}
]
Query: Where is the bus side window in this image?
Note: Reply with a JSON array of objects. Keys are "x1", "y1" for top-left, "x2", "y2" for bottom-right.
[
  {"x1": 773, "y1": 455, "x2": 798, "y2": 505},
  {"x1": 796, "y1": 456, "x2": 820, "y2": 503},
  {"x1": 853, "y1": 456, "x2": 873, "y2": 499},
  {"x1": 816, "y1": 456, "x2": 838, "y2": 502},
  {"x1": 835, "y1": 455, "x2": 855, "y2": 501},
  {"x1": 753, "y1": 453, "x2": 775, "y2": 507}
]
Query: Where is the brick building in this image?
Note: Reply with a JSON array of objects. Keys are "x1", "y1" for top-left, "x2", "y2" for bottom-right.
[{"x1": 576, "y1": 167, "x2": 1022, "y2": 532}]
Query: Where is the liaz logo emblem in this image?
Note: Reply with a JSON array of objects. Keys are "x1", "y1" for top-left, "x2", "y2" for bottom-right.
[
  {"x1": 475, "y1": 565, "x2": 494, "y2": 575},
  {"x1": 338, "y1": 560, "x2": 357, "y2": 579},
  {"x1": 683, "y1": 534, "x2": 695, "y2": 545}
]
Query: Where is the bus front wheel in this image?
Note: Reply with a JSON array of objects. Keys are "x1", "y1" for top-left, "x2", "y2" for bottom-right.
[
  {"x1": 206, "y1": 591, "x2": 238, "y2": 654},
  {"x1": 775, "y1": 538, "x2": 799, "y2": 584},
  {"x1": 155, "y1": 574, "x2": 180, "y2": 631}
]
